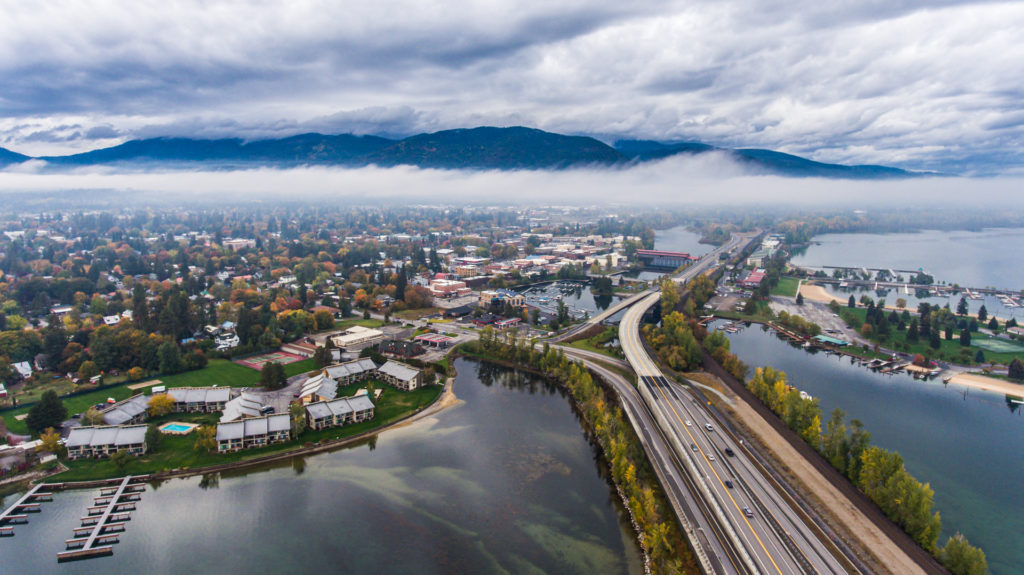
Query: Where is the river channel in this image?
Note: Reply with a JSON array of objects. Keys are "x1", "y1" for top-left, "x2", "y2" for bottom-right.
[
  {"x1": 0, "y1": 358, "x2": 643, "y2": 575},
  {"x1": 721, "y1": 322, "x2": 1024, "y2": 574}
]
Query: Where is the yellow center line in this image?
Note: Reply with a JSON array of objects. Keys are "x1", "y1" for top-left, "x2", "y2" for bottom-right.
[{"x1": 650, "y1": 374, "x2": 785, "y2": 575}]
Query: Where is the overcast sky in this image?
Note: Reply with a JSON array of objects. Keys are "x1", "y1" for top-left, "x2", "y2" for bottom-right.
[{"x1": 1, "y1": 1, "x2": 1023, "y2": 174}]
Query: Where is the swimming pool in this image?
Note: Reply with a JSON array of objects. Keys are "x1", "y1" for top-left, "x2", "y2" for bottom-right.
[{"x1": 159, "y1": 422, "x2": 198, "y2": 435}]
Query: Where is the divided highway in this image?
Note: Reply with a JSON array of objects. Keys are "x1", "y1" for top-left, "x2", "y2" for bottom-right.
[{"x1": 616, "y1": 237, "x2": 850, "y2": 574}]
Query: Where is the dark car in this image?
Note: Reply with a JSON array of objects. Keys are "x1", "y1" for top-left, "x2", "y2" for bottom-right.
[
  {"x1": 725, "y1": 447, "x2": 735, "y2": 457},
  {"x1": 690, "y1": 443, "x2": 698, "y2": 451},
  {"x1": 725, "y1": 480, "x2": 734, "y2": 489}
]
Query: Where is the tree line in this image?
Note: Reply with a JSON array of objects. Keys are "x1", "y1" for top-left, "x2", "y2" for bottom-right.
[
  {"x1": 746, "y1": 367, "x2": 987, "y2": 575},
  {"x1": 470, "y1": 329, "x2": 693, "y2": 574}
]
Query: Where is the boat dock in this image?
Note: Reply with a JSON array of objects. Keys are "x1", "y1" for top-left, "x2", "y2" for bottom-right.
[
  {"x1": 0, "y1": 483, "x2": 54, "y2": 535},
  {"x1": 57, "y1": 475, "x2": 147, "y2": 562}
]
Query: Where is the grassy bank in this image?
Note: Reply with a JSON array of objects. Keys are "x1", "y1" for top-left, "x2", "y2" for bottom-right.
[{"x1": 772, "y1": 276, "x2": 801, "y2": 298}]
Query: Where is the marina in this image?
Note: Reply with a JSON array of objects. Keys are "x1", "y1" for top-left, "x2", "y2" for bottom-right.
[
  {"x1": 57, "y1": 475, "x2": 148, "y2": 562},
  {"x1": 0, "y1": 483, "x2": 53, "y2": 535}
]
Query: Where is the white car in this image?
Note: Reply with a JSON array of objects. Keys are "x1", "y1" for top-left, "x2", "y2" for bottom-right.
[{"x1": 685, "y1": 420, "x2": 692, "y2": 427}]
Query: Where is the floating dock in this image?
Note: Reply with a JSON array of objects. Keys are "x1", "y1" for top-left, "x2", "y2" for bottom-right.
[
  {"x1": 0, "y1": 483, "x2": 54, "y2": 535},
  {"x1": 57, "y1": 475, "x2": 146, "y2": 562}
]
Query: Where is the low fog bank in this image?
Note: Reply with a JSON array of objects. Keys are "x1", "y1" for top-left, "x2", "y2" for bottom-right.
[{"x1": 0, "y1": 153, "x2": 1020, "y2": 208}]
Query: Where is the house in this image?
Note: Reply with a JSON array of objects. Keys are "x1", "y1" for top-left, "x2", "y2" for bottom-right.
[
  {"x1": 304, "y1": 395, "x2": 376, "y2": 431},
  {"x1": 470, "y1": 314, "x2": 498, "y2": 326},
  {"x1": 65, "y1": 425, "x2": 148, "y2": 460},
  {"x1": 378, "y1": 340, "x2": 424, "y2": 358},
  {"x1": 13, "y1": 361, "x2": 32, "y2": 380},
  {"x1": 220, "y1": 391, "x2": 268, "y2": 422},
  {"x1": 167, "y1": 387, "x2": 231, "y2": 413},
  {"x1": 215, "y1": 413, "x2": 291, "y2": 452},
  {"x1": 324, "y1": 358, "x2": 379, "y2": 385},
  {"x1": 214, "y1": 331, "x2": 240, "y2": 350},
  {"x1": 376, "y1": 361, "x2": 423, "y2": 391},
  {"x1": 101, "y1": 394, "x2": 150, "y2": 425}
]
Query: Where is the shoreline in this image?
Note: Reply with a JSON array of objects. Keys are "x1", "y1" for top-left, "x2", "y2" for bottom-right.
[{"x1": 26, "y1": 378, "x2": 457, "y2": 489}]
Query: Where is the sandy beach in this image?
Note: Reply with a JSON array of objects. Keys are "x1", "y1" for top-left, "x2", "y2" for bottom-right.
[{"x1": 945, "y1": 372, "x2": 1024, "y2": 398}]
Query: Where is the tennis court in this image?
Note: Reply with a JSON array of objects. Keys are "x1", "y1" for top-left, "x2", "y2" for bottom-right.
[
  {"x1": 235, "y1": 350, "x2": 306, "y2": 370},
  {"x1": 974, "y1": 338, "x2": 1024, "y2": 353}
]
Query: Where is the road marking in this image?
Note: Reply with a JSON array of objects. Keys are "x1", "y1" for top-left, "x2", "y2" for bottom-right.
[{"x1": 649, "y1": 376, "x2": 786, "y2": 575}]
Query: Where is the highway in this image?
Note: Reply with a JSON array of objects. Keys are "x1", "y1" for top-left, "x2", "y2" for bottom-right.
[{"x1": 617, "y1": 235, "x2": 850, "y2": 574}]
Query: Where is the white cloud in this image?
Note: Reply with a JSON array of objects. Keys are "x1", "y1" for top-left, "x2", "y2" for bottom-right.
[
  {"x1": 0, "y1": 1, "x2": 1022, "y2": 173},
  {"x1": 0, "y1": 158, "x2": 1020, "y2": 208}
]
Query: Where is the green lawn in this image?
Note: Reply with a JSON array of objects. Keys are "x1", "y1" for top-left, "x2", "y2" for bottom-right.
[
  {"x1": 565, "y1": 326, "x2": 623, "y2": 360},
  {"x1": 395, "y1": 307, "x2": 442, "y2": 320},
  {"x1": 336, "y1": 318, "x2": 386, "y2": 330},
  {"x1": 53, "y1": 383, "x2": 442, "y2": 481},
  {"x1": 771, "y1": 277, "x2": 801, "y2": 298},
  {"x1": 283, "y1": 358, "x2": 317, "y2": 377},
  {"x1": 837, "y1": 307, "x2": 1024, "y2": 365},
  {"x1": 1, "y1": 360, "x2": 263, "y2": 436}
]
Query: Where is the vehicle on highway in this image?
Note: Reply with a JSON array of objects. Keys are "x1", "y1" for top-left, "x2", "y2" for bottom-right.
[
  {"x1": 705, "y1": 423, "x2": 714, "y2": 431},
  {"x1": 708, "y1": 453, "x2": 716, "y2": 461},
  {"x1": 685, "y1": 419, "x2": 692, "y2": 426},
  {"x1": 724, "y1": 447, "x2": 735, "y2": 457},
  {"x1": 690, "y1": 443, "x2": 698, "y2": 451},
  {"x1": 725, "y1": 480, "x2": 734, "y2": 489},
  {"x1": 742, "y1": 506, "x2": 754, "y2": 518}
]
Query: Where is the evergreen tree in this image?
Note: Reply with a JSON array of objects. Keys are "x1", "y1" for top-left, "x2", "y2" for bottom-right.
[
  {"x1": 26, "y1": 390, "x2": 68, "y2": 435},
  {"x1": 157, "y1": 341, "x2": 183, "y2": 374},
  {"x1": 956, "y1": 296, "x2": 969, "y2": 316},
  {"x1": 977, "y1": 305, "x2": 987, "y2": 322},
  {"x1": 959, "y1": 328, "x2": 971, "y2": 347},
  {"x1": 929, "y1": 328, "x2": 942, "y2": 350},
  {"x1": 987, "y1": 317, "x2": 999, "y2": 331},
  {"x1": 848, "y1": 295, "x2": 856, "y2": 308},
  {"x1": 1009, "y1": 358, "x2": 1024, "y2": 381},
  {"x1": 795, "y1": 291, "x2": 804, "y2": 305},
  {"x1": 260, "y1": 361, "x2": 287, "y2": 390},
  {"x1": 907, "y1": 318, "x2": 919, "y2": 343}
]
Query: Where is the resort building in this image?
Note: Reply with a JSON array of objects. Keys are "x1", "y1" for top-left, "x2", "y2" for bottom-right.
[
  {"x1": 324, "y1": 358, "x2": 379, "y2": 385},
  {"x1": 100, "y1": 394, "x2": 150, "y2": 426},
  {"x1": 66, "y1": 425, "x2": 148, "y2": 460},
  {"x1": 304, "y1": 395, "x2": 376, "y2": 431},
  {"x1": 215, "y1": 413, "x2": 291, "y2": 452},
  {"x1": 167, "y1": 387, "x2": 231, "y2": 413},
  {"x1": 220, "y1": 391, "x2": 269, "y2": 422},
  {"x1": 376, "y1": 360, "x2": 422, "y2": 391},
  {"x1": 378, "y1": 340, "x2": 424, "y2": 358},
  {"x1": 298, "y1": 372, "x2": 338, "y2": 404}
]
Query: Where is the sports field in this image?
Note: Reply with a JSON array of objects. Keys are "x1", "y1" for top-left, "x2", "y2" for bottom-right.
[
  {"x1": 974, "y1": 338, "x2": 1024, "y2": 354},
  {"x1": 235, "y1": 350, "x2": 307, "y2": 370}
]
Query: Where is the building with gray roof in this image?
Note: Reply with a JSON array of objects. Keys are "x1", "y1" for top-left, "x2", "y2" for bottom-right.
[
  {"x1": 305, "y1": 394, "x2": 375, "y2": 430},
  {"x1": 376, "y1": 360, "x2": 422, "y2": 391},
  {"x1": 220, "y1": 391, "x2": 267, "y2": 423},
  {"x1": 101, "y1": 394, "x2": 150, "y2": 426},
  {"x1": 168, "y1": 387, "x2": 231, "y2": 413},
  {"x1": 216, "y1": 413, "x2": 290, "y2": 452},
  {"x1": 324, "y1": 358, "x2": 378, "y2": 384},
  {"x1": 66, "y1": 425, "x2": 148, "y2": 460}
]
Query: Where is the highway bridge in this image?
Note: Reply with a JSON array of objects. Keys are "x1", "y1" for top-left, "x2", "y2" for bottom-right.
[{"x1": 613, "y1": 235, "x2": 851, "y2": 574}]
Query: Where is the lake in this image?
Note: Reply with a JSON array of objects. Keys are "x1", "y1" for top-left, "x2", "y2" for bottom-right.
[
  {"x1": 0, "y1": 358, "x2": 643, "y2": 575},
  {"x1": 625, "y1": 225, "x2": 713, "y2": 282},
  {"x1": 721, "y1": 322, "x2": 1024, "y2": 575},
  {"x1": 790, "y1": 228, "x2": 1024, "y2": 290}
]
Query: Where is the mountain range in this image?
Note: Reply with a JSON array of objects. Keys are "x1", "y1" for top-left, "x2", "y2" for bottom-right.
[{"x1": 0, "y1": 126, "x2": 920, "y2": 179}]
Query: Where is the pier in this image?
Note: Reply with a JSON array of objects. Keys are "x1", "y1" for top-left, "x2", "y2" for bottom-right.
[
  {"x1": 0, "y1": 483, "x2": 54, "y2": 535},
  {"x1": 57, "y1": 475, "x2": 147, "y2": 562}
]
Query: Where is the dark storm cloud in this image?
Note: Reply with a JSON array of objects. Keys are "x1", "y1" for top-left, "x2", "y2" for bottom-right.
[{"x1": 0, "y1": 1, "x2": 1022, "y2": 174}]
